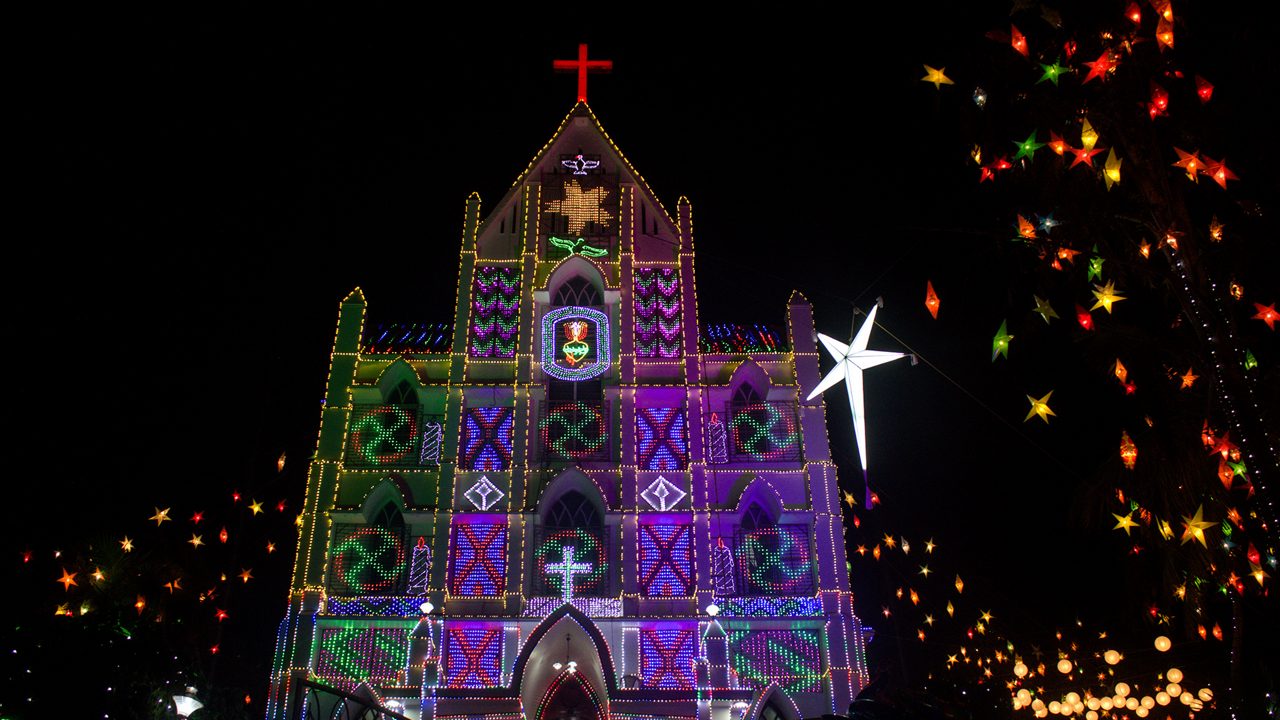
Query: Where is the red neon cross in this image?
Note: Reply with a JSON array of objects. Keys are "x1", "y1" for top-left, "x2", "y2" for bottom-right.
[{"x1": 553, "y1": 43, "x2": 612, "y2": 103}]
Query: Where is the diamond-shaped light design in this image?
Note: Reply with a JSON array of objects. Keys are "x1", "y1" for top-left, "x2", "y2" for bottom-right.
[
  {"x1": 640, "y1": 475, "x2": 686, "y2": 511},
  {"x1": 464, "y1": 475, "x2": 504, "y2": 511}
]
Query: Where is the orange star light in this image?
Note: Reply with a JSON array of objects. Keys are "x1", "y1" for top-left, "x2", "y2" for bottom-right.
[
  {"x1": 1254, "y1": 303, "x2": 1277, "y2": 330},
  {"x1": 57, "y1": 568, "x2": 78, "y2": 591},
  {"x1": 1180, "y1": 368, "x2": 1198, "y2": 389}
]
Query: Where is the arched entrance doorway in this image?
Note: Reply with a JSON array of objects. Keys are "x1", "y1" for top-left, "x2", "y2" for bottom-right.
[{"x1": 536, "y1": 671, "x2": 605, "y2": 720}]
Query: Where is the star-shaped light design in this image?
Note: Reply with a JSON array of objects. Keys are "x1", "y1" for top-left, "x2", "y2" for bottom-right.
[
  {"x1": 1070, "y1": 146, "x2": 1104, "y2": 168},
  {"x1": 1092, "y1": 280, "x2": 1126, "y2": 313},
  {"x1": 1253, "y1": 302, "x2": 1277, "y2": 330},
  {"x1": 1104, "y1": 149, "x2": 1122, "y2": 189},
  {"x1": 1082, "y1": 50, "x2": 1115, "y2": 83},
  {"x1": 91, "y1": 567, "x2": 106, "y2": 582},
  {"x1": 239, "y1": 568, "x2": 254, "y2": 583},
  {"x1": 1180, "y1": 505, "x2": 1214, "y2": 546},
  {"x1": 249, "y1": 499, "x2": 264, "y2": 515},
  {"x1": 806, "y1": 304, "x2": 906, "y2": 473},
  {"x1": 1172, "y1": 147, "x2": 1202, "y2": 181},
  {"x1": 1013, "y1": 130, "x2": 1046, "y2": 161},
  {"x1": 120, "y1": 536, "x2": 134, "y2": 553},
  {"x1": 546, "y1": 180, "x2": 612, "y2": 236},
  {"x1": 1180, "y1": 368, "x2": 1198, "y2": 389},
  {"x1": 1113, "y1": 512, "x2": 1139, "y2": 535},
  {"x1": 1037, "y1": 59, "x2": 1069, "y2": 85},
  {"x1": 919, "y1": 565, "x2": 932, "y2": 578},
  {"x1": 188, "y1": 534, "x2": 204, "y2": 549},
  {"x1": 150, "y1": 507, "x2": 171, "y2": 526},
  {"x1": 1025, "y1": 391, "x2": 1055, "y2": 423},
  {"x1": 1087, "y1": 255, "x2": 1104, "y2": 281},
  {"x1": 57, "y1": 568, "x2": 78, "y2": 591},
  {"x1": 1032, "y1": 295, "x2": 1058, "y2": 323},
  {"x1": 921, "y1": 65, "x2": 954, "y2": 89},
  {"x1": 924, "y1": 539, "x2": 936, "y2": 553},
  {"x1": 1202, "y1": 156, "x2": 1238, "y2": 189},
  {"x1": 992, "y1": 320, "x2": 1013, "y2": 361}
]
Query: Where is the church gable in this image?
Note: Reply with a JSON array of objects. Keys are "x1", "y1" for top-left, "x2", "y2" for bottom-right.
[{"x1": 475, "y1": 104, "x2": 677, "y2": 261}]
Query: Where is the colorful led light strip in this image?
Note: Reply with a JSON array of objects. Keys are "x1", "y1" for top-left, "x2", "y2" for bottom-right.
[
  {"x1": 736, "y1": 525, "x2": 813, "y2": 595},
  {"x1": 330, "y1": 526, "x2": 408, "y2": 595},
  {"x1": 728, "y1": 629, "x2": 824, "y2": 694},
  {"x1": 719, "y1": 597, "x2": 822, "y2": 617},
  {"x1": 639, "y1": 628, "x2": 696, "y2": 689},
  {"x1": 534, "y1": 528, "x2": 607, "y2": 597},
  {"x1": 316, "y1": 625, "x2": 409, "y2": 684},
  {"x1": 443, "y1": 627, "x2": 503, "y2": 688},
  {"x1": 459, "y1": 406, "x2": 514, "y2": 471},
  {"x1": 539, "y1": 401, "x2": 607, "y2": 460},
  {"x1": 634, "y1": 267, "x2": 681, "y2": 358},
  {"x1": 448, "y1": 523, "x2": 507, "y2": 597},
  {"x1": 347, "y1": 405, "x2": 420, "y2": 467},
  {"x1": 730, "y1": 403, "x2": 801, "y2": 461},
  {"x1": 469, "y1": 266, "x2": 520, "y2": 358},
  {"x1": 540, "y1": 306, "x2": 610, "y2": 381},
  {"x1": 637, "y1": 524, "x2": 694, "y2": 597},
  {"x1": 636, "y1": 407, "x2": 688, "y2": 470}
]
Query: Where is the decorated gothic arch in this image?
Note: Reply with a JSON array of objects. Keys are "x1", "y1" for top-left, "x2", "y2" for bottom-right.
[
  {"x1": 746, "y1": 683, "x2": 802, "y2": 720},
  {"x1": 536, "y1": 467, "x2": 611, "y2": 517},
  {"x1": 372, "y1": 358, "x2": 423, "y2": 403},
  {"x1": 544, "y1": 255, "x2": 609, "y2": 307},
  {"x1": 510, "y1": 604, "x2": 617, "y2": 717},
  {"x1": 359, "y1": 475, "x2": 415, "y2": 520}
]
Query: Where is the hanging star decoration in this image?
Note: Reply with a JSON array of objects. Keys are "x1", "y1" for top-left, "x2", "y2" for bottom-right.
[
  {"x1": 1104, "y1": 148, "x2": 1122, "y2": 189},
  {"x1": 1209, "y1": 216, "x2": 1225, "y2": 242},
  {"x1": 1080, "y1": 118, "x2": 1099, "y2": 151},
  {"x1": 1032, "y1": 295, "x2": 1058, "y2": 323},
  {"x1": 1070, "y1": 145, "x2": 1104, "y2": 168},
  {"x1": 57, "y1": 568, "x2": 78, "y2": 591},
  {"x1": 91, "y1": 568, "x2": 105, "y2": 582},
  {"x1": 992, "y1": 320, "x2": 1013, "y2": 361},
  {"x1": 188, "y1": 534, "x2": 204, "y2": 549},
  {"x1": 1180, "y1": 368, "x2": 1198, "y2": 389},
  {"x1": 1010, "y1": 24, "x2": 1029, "y2": 56},
  {"x1": 1035, "y1": 212, "x2": 1060, "y2": 234},
  {"x1": 1014, "y1": 214, "x2": 1037, "y2": 241},
  {"x1": 1013, "y1": 130, "x2": 1046, "y2": 161},
  {"x1": 249, "y1": 499, "x2": 264, "y2": 515},
  {"x1": 120, "y1": 536, "x2": 134, "y2": 552},
  {"x1": 1087, "y1": 254, "x2": 1104, "y2": 281},
  {"x1": 1111, "y1": 509, "x2": 1141, "y2": 532},
  {"x1": 806, "y1": 304, "x2": 907, "y2": 480},
  {"x1": 150, "y1": 507, "x2": 171, "y2": 526},
  {"x1": 1172, "y1": 147, "x2": 1202, "y2": 181},
  {"x1": 925, "y1": 281, "x2": 940, "y2": 319},
  {"x1": 921, "y1": 65, "x2": 954, "y2": 89},
  {"x1": 545, "y1": 181, "x2": 612, "y2": 235},
  {"x1": 1253, "y1": 302, "x2": 1277, "y2": 330},
  {"x1": 239, "y1": 568, "x2": 254, "y2": 583},
  {"x1": 1082, "y1": 50, "x2": 1115, "y2": 83},
  {"x1": 1202, "y1": 156, "x2": 1238, "y2": 189},
  {"x1": 1036, "y1": 59, "x2": 1069, "y2": 85},
  {"x1": 1092, "y1": 280, "x2": 1126, "y2": 313},
  {"x1": 1180, "y1": 505, "x2": 1214, "y2": 546},
  {"x1": 1025, "y1": 391, "x2": 1055, "y2": 423}
]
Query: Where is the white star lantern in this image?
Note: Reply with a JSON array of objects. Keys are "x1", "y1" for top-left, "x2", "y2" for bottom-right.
[{"x1": 806, "y1": 305, "x2": 906, "y2": 484}]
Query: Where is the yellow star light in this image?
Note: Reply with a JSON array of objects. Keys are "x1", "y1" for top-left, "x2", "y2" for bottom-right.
[
  {"x1": 955, "y1": 575, "x2": 965, "y2": 594},
  {"x1": 54, "y1": 603, "x2": 70, "y2": 616},
  {"x1": 1091, "y1": 280, "x2": 1126, "y2": 313},
  {"x1": 120, "y1": 536, "x2": 134, "y2": 552},
  {"x1": 919, "y1": 565, "x2": 932, "y2": 578},
  {"x1": 150, "y1": 507, "x2": 172, "y2": 526},
  {"x1": 925, "y1": 538, "x2": 936, "y2": 553},
  {"x1": 545, "y1": 180, "x2": 613, "y2": 236},
  {"x1": 57, "y1": 568, "x2": 78, "y2": 591},
  {"x1": 249, "y1": 499, "x2": 264, "y2": 515},
  {"x1": 295, "y1": 513, "x2": 305, "y2": 528},
  {"x1": 1180, "y1": 505, "x2": 1214, "y2": 546},
  {"x1": 188, "y1": 534, "x2": 204, "y2": 549},
  {"x1": 91, "y1": 568, "x2": 106, "y2": 582},
  {"x1": 883, "y1": 534, "x2": 897, "y2": 549},
  {"x1": 921, "y1": 65, "x2": 955, "y2": 89},
  {"x1": 1252, "y1": 563, "x2": 1270, "y2": 585},
  {"x1": 1113, "y1": 512, "x2": 1139, "y2": 535},
  {"x1": 946, "y1": 601, "x2": 955, "y2": 617},
  {"x1": 1032, "y1": 295, "x2": 1059, "y2": 323},
  {"x1": 239, "y1": 568, "x2": 254, "y2": 583},
  {"x1": 1180, "y1": 368, "x2": 1198, "y2": 388},
  {"x1": 1158, "y1": 518, "x2": 1175, "y2": 540},
  {"x1": 266, "y1": 541, "x2": 276, "y2": 553},
  {"x1": 925, "y1": 614, "x2": 935, "y2": 626},
  {"x1": 1025, "y1": 391, "x2": 1056, "y2": 423},
  {"x1": 1104, "y1": 148, "x2": 1122, "y2": 189},
  {"x1": 981, "y1": 610, "x2": 995, "y2": 623}
]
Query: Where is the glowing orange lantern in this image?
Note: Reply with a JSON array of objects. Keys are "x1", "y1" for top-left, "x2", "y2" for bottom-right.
[{"x1": 1120, "y1": 431, "x2": 1137, "y2": 470}]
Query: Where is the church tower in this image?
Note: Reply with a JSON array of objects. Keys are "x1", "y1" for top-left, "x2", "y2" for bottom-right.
[{"x1": 267, "y1": 68, "x2": 868, "y2": 719}]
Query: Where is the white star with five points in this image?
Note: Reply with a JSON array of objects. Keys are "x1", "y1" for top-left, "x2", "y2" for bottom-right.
[{"x1": 806, "y1": 304, "x2": 906, "y2": 471}]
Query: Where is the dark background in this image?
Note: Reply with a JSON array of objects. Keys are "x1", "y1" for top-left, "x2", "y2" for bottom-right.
[{"x1": 7, "y1": 3, "x2": 1277, "y2": 718}]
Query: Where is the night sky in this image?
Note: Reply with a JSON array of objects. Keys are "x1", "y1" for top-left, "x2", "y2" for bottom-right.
[{"x1": 8, "y1": 4, "x2": 1278, "y2": 718}]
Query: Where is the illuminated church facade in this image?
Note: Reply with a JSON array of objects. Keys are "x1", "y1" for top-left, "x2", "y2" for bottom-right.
[{"x1": 267, "y1": 100, "x2": 868, "y2": 720}]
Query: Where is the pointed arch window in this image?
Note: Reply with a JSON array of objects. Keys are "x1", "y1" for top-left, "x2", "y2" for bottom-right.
[
  {"x1": 373, "y1": 501, "x2": 404, "y2": 530},
  {"x1": 741, "y1": 502, "x2": 771, "y2": 532},
  {"x1": 534, "y1": 490, "x2": 611, "y2": 597},
  {"x1": 554, "y1": 275, "x2": 602, "y2": 307},
  {"x1": 387, "y1": 379, "x2": 418, "y2": 405}
]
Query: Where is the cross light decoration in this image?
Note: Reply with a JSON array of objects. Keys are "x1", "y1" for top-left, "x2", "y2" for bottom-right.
[
  {"x1": 553, "y1": 43, "x2": 612, "y2": 103},
  {"x1": 546, "y1": 545, "x2": 593, "y2": 603}
]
